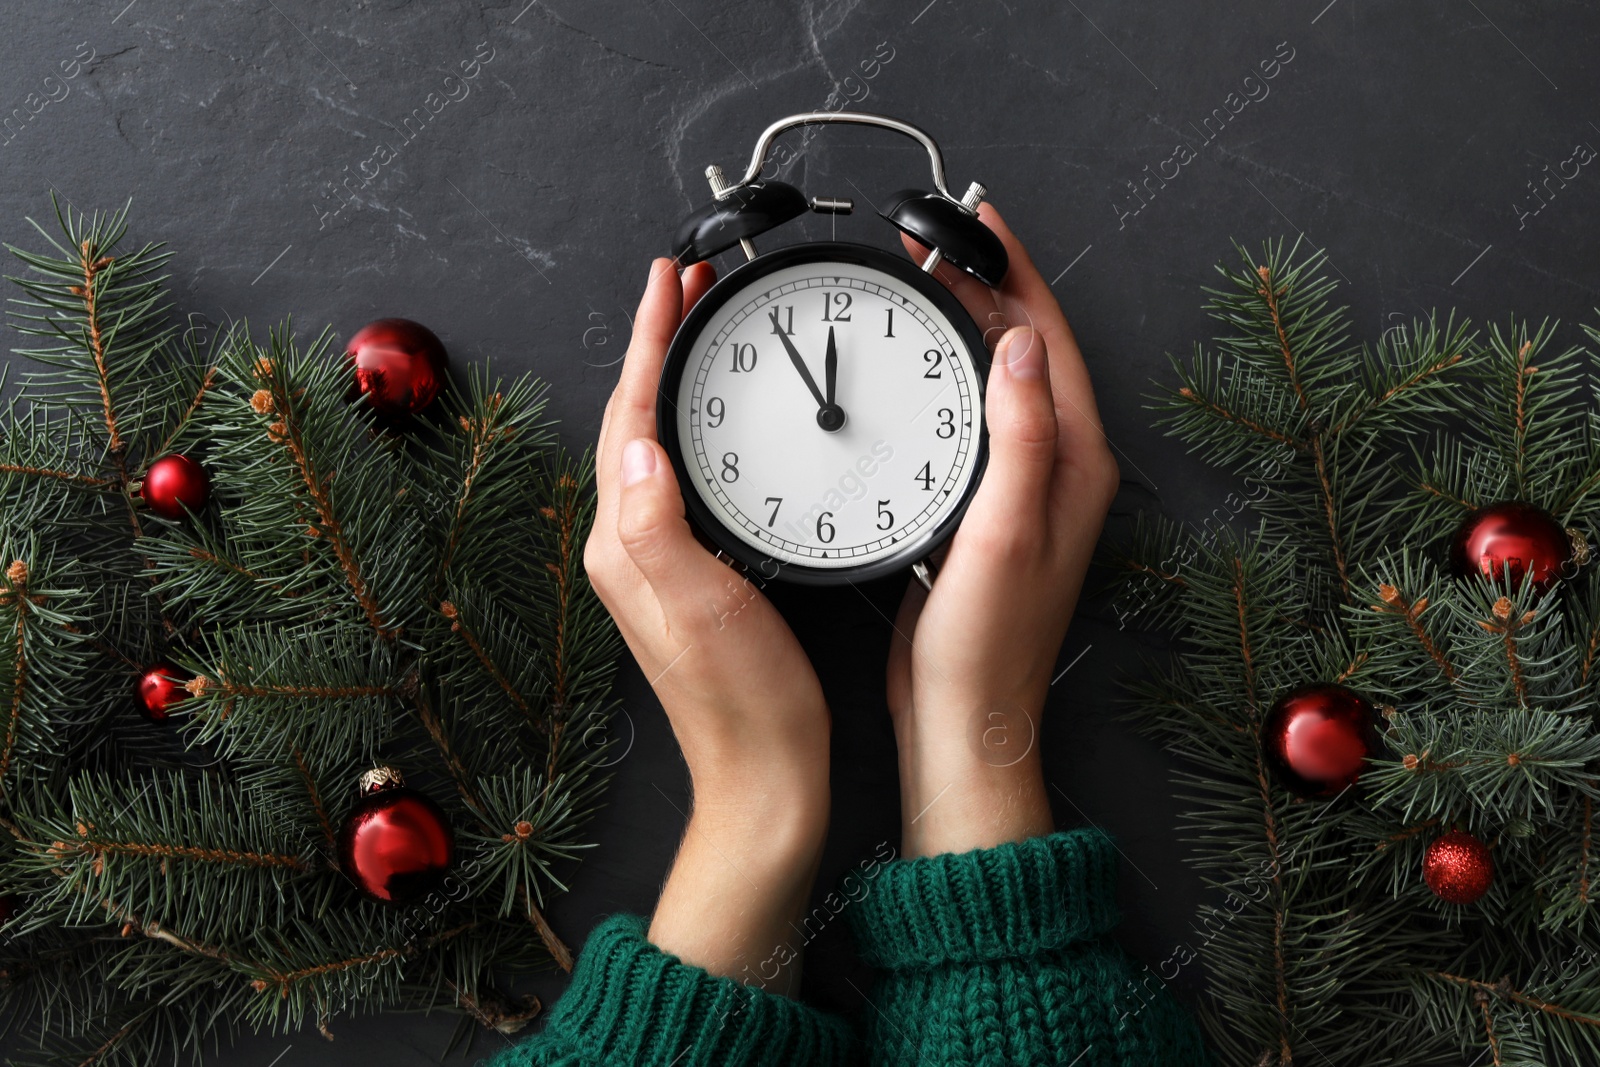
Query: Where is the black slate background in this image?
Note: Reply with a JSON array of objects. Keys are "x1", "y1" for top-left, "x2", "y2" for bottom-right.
[{"x1": 2, "y1": 1, "x2": 1599, "y2": 1063}]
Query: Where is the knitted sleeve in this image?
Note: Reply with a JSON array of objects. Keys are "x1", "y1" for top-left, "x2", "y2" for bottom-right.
[
  {"x1": 844, "y1": 828, "x2": 1213, "y2": 1067},
  {"x1": 483, "y1": 913, "x2": 859, "y2": 1067}
]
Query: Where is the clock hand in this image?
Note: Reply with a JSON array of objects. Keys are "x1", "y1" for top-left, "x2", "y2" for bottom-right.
[
  {"x1": 824, "y1": 325, "x2": 837, "y2": 408},
  {"x1": 769, "y1": 309, "x2": 827, "y2": 409}
]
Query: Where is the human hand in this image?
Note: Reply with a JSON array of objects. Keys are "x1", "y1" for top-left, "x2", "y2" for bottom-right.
[
  {"x1": 887, "y1": 205, "x2": 1120, "y2": 859},
  {"x1": 584, "y1": 258, "x2": 830, "y2": 990}
]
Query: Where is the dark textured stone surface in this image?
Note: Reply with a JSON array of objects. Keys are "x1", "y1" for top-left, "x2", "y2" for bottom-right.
[{"x1": 2, "y1": 1, "x2": 1597, "y2": 1062}]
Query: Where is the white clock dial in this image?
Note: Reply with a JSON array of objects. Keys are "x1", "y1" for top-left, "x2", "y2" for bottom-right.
[{"x1": 673, "y1": 259, "x2": 982, "y2": 569}]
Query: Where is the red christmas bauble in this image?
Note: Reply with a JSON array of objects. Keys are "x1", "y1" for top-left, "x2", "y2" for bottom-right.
[
  {"x1": 338, "y1": 769, "x2": 455, "y2": 905},
  {"x1": 141, "y1": 454, "x2": 210, "y2": 520},
  {"x1": 1423, "y1": 830, "x2": 1494, "y2": 905},
  {"x1": 136, "y1": 662, "x2": 189, "y2": 722},
  {"x1": 344, "y1": 318, "x2": 449, "y2": 417},
  {"x1": 1449, "y1": 501, "x2": 1573, "y2": 593},
  {"x1": 1262, "y1": 683, "x2": 1379, "y2": 797}
]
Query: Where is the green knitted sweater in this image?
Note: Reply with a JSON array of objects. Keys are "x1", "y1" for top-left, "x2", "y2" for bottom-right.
[{"x1": 485, "y1": 829, "x2": 1212, "y2": 1066}]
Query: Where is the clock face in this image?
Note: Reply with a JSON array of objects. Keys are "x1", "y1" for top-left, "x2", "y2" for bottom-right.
[{"x1": 658, "y1": 243, "x2": 989, "y2": 583}]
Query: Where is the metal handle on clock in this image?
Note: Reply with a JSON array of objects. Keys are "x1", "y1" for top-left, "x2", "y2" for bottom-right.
[{"x1": 721, "y1": 111, "x2": 968, "y2": 209}]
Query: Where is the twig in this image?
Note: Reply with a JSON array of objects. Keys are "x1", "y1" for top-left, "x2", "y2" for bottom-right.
[
  {"x1": 0, "y1": 462, "x2": 116, "y2": 488},
  {"x1": 150, "y1": 366, "x2": 217, "y2": 460},
  {"x1": 258, "y1": 368, "x2": 397, "y2": 640},
  {"x1": 1432, "y1": 971, "x2": 1600, "y2": 1030},
  {"x1": 1257, "y1": 265, "x2": 1310, "y2": 411},
  {"x1": 1175, "y1": 387, "x2": 1304, "y2": 450},
  {"x1": 1372, "y1": 583, "x2": 1460, "y2": 686}
]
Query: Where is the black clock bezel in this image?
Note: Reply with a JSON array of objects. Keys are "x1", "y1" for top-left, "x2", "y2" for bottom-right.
[{"x1": 655, "y1": 240, "x2": 991, "y2": 586}]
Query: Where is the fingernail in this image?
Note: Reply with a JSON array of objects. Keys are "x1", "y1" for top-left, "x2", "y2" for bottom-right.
[
  {"x1": 621, "y1": 439, "x2": 657, "y2": 486},
  {"x1": 999, "y1": 326, "x2": 1042, "y2": 379}
]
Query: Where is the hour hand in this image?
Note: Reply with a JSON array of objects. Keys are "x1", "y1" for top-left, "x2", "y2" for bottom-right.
[{"x1": 769, "y1": 309, "x2": 826, "y2": 408}]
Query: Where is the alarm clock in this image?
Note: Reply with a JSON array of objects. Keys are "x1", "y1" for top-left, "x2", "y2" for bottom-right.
[{"x1": 658, "y1": 111, "x2": 1008, "y2": 588}]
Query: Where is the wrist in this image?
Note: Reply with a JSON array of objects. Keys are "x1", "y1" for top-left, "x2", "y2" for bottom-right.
[
  {"x1": 895, "y1": 703, "x2": 1055, "y2": 859},
  {"x1": 649, "y1": 779, "x2": 829, "y2": 990}
]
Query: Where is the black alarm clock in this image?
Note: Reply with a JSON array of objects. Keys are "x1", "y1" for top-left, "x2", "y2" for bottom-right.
[{"x1": 658, "y1": 111, "x2": 1009, "y2": 588}]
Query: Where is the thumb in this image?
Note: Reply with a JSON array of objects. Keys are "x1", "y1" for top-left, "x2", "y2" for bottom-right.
[
  {"x1": 615, "y1": 438, "x2": 710, "y2": 604},
  {"x1": 970, "y1": 325, "x2": 1057, "y2": 527}
]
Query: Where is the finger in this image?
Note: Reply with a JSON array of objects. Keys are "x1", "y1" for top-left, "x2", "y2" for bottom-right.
[
  {"x1": 681, "y1": 260, "x2": 718, "y2": 318},
  {"x1": 966, "y1": 326, "x2": 1056, "y2": 529},
  {"x1": 614, "y1": 437, "x2": 722, "y2": 613},
  {"x1": 897, "y1": 230, "x2": 1006, "y2": 352},
  {"x1": 597, "y1": 258, "x2": 683, "y2": 507},
  {"x1": 977, "y1": 204, "x2": 1108, "y2": 452}
]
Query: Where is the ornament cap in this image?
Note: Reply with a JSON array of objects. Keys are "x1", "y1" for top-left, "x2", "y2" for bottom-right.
[
  {"x1": 1568, "y1": 526, "x2": 1591, "y2": 569},
  {"x1": 358, "y1": 766, "x2": 406, "y2": 795}
]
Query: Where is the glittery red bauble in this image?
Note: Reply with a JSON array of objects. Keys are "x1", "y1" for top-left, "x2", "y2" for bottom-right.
[
  {"x1": 1449, "y1": 501, "x2": 1573, "y2": 593},
  {"x1": 338, "y1": 780, "x2": 455, "y2": 905},
  {"x1": 141, "y1": 454, "x2": 210, "y2": 520},
  {"x1": 344, "y1": 318, "x2": 449, "y2": 417},
  {"x1": 1423, "y1": 830, "x2": 1494, "y2": 905},
  {"x1": 136, "y1": 662, "x2": 189, "y2": 722},
  {"x1": 1262, "y1": 683, "x2": 1379, "y2": 798}
]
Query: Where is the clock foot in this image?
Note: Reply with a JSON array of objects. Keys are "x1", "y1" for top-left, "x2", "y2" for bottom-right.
[{"x1": 912, "y1": 558, "x2": 938, "y2": 591}]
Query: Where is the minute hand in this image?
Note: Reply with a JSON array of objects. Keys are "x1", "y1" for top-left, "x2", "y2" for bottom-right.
[{"x1": 769, "y1": 309, "x2": 827, "y2": 409}]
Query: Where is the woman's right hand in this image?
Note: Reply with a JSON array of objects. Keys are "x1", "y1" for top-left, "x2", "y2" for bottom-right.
[{"x1": 584, "y1": 257, "x2": 832, "y2": 990}]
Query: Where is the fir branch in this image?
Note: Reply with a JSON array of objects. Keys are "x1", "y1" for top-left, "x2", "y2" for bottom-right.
[
  {"x1": 0, "y1": 462, "x2": 115, "y2": 488},
  {"x1": 1311, "y1": 433, "x2": 1351, "y2": 599},
  {"x1": 252, "y1": 354, "x2": 398, "y2": 641},
  {"x1": 1430, "y1": 972, "x2": 1600, "y2": 1032},
  {"x1": 75, "y1": 240, "x2": 123, "y2": 456},
  {"x1": 520, "y1": 884, "x2": 573, "y2": 973},
  {"x1": 1417, "y1": 478, "x2": 1477, "y2": 512},
  {"x1": 291, "y1": 747, "x2": 337, "y2": 852},
  {"x1": 543, "y1": 470, "x2": 582, "y2": 788},
  {"x1": 1233, "y1": 555, "x2": 1293, "y2": 1064},
  {"x1": 1371, "y1": 582, "x2": 1460, "y2": 684},
  {"x1": 1175, "y1": 386, "x2": 1304, "y2": 450},
  {"x1": 1331, "y1": 348, "x2": 1466, "y2": 436},
  {"x1": 189, "y1": 676, "x2": 397, "y2": 702},
  {"x1": 50, "y1": 836, "x2": 309, "y2": 871},
  {"x1": 149, "y1": 364, "x2": 217, "y2": 462},
  {"x1": 74, "y1": 1007, "x2": 157, "y2": 1067},
  {"x1": 1477, "y1": 597, "x2": 1535, "y2": 707},
  {"x1": 439, "y1": 601, "x2": 533, "y2": 719},
  {"x1": 1476, "y1": 989, "x2": 1505, "y2": 1067},
  {"x1": 0, "y1": 559, "x2": 31, "y2": 792},
  {"x1": 435, "y1": 395, "x2": 508, "y2": 588},
  {"x1": 407, "y1": 681, "x2": 488, "y2": 818},
  {"x1": 1256, "y1": 264, "x2": 1310, "y2": 411},
  {"x1": 1581, "y1": 791, "x2": 1593, "y2": 907},
  {"x1": 184, "y1": 545, "x2": 300, "y2": 597},
  {"x1": 1373, "y1": 816, "x2": 1441, "y2": 851}
]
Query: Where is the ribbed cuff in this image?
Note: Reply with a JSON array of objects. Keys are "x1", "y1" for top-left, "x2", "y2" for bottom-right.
[
  {"x1": 846, "y1": 828, "x2": 1121, "y2": 971},
  {"x1": 518, "y1": 913, "x2": 857, "y2": 1067}
]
